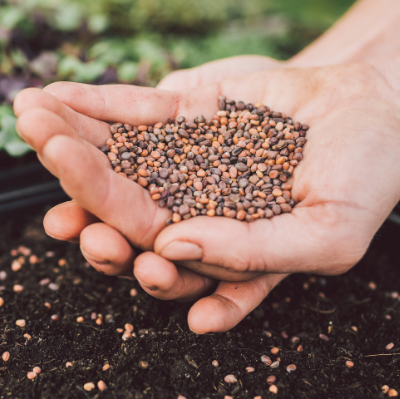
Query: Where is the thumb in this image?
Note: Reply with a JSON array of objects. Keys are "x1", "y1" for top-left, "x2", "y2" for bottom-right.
[{"x1": 154, "y1": 204, "x2": 365, "y2": 277}]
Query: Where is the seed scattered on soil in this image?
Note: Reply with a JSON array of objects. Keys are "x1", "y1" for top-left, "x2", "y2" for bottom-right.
[
  {"x1": 130, "y1": 288, "x2": 138, "y2": 297},
  {"x1": 0, "y1": 271, "x2": 6, "y2": 280},
  {"x1": 319, "y1": 334, "x2": 329, "y2": 341},
  {"x1": 177, "y1": 396, "x2": 187, "y2": 399},
  {"x1": 51, "y1": 314, "x2": 59, "y2": 321},
  {"x1": 13, "y1": 284, "x2": 24, "y2": 292},
  {"x1": 345, "y1": 361, "x2": 354, "y2": 369},
  {"x1": 0, "y1": 297, "x2": 3, "y2": 307},
  {"x1": 44, "y1": 302, "x2": 51, "y2": 309},
  {"x1": 290, "y1": 336, "x2": 300, "y2": 344},
  {"x1": 27, "y1": 372, "x2": 37, "y2": 380},
  {"x1": 389, "y1": 389, "x2": 399, "y2": 397},
  {"x1": 29, "y1": 255, "x2": 39, "y2": 264},
  {"x1": 122, "y1": 331, "x2": 132, "y2": 340},
  {"x1": 76, "y1": 317, "x2": 84, "y2": 322},
  {"x1": 33, "y1": 367, "x2": 41, "y2": 374},
  {"x1": 102, "y1": 364, "x2": 110, "y2": 371},
  {"x1": 24, "y1": 333, "x2": 31, "y2": 340},
  {"x1": 2, "y1": 351, "x2": 10, "y2": 362},
  {"x1": 351, "y1": 326, "x2": 358, "y2": 332},
  {"x1": 48, "y1": 283, "x2": 59, "y2": 291},
  {"x1": 261, "y1": 355, "x2": 272, "y2": 366},
  {"x1": 125, "y1": 323, "x2": 134, "y2": 331},
  {"x1": 271, "y1": 347, "x2": 279, "y2": 355},
  {"x1": 116, "y1": 328, "x2": 124, "y2": 333},
  {"x1": 382, "y1": 386, "x2": 390, "y2": 394},
  {"x1": 254, "y1": 396, "x2": 262, "y2": 399},
  {"x1": 212, "y1": 360, "x2": 219, "y2": 367},
  {"x1": 11, "y1": 260, "x2": 22, "y2": 272},
  {"x1": 270, "y1": 361, "x2": 280, "y2": 369},
  {"x1": 84, "y1": 382, "x2": 95, "y2": 391},
  {"x1": 297, "y1": 345, "x2": 303, "y2": 352},
  {"x1": 267, "y1": 376, "x2": 276, "y2": 385},
  {"x1": 368, "y1": 282, "x2": 377, "y2": 290},
  {"x1": 58, "y1": 259, "x2": 67, "y2": 266},
  {"x1": 98, "y1": 380, "x2": 107, "y2": 391},
  {"x1": 246, "y1": 367, "x2": 255, "y2": 373},
  {"x1": 139, "y1": 360, "x2": 149, "y2": 369},
  {"x1": 386, "y1": 342, "x2": 394, "y2": 350},
  {"x1": 16, "y1": 319, "x2": 26, "y2": 327},
  {"x1": 269, "y1": 384, "x2": 278, "y2": 394},
  {"x1": 286, "y1": 364, "x2": 297, "y2": 372},
  {"x1": 102, "y1": 97, "x2": 308, "y2": 223},
  {"x1": 224, "y1": 374, "x2": 237, "y2": 384},
  {"x1": 65, "y1": 362, "x2": 73, "y2": 368}
]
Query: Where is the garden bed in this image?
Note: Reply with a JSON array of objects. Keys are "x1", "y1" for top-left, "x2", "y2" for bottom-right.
[{"x1": 0, "y1": 208, "x2": 399, "y2": 398}]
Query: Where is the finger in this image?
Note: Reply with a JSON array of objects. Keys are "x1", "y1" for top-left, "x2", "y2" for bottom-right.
[
  {"x1": 134, "y1": 252, "x2": 217, "y2": 301},
  {"x1": 14, "y1": 88, "x2": 111, "y2": 147},
  {"x1": 157, "y1": 55, "x2": 282, "y2": 91},
  {"x1": 16, "y1": 108, "x2": 110, "y2": 170},
  {"x1": 80, "y1": 223, "x2": 135, "y2": 277},
  {"x1": 154, "y1": 204, "x2": 366, "y2": 276},
  {"x1": 188, "y1": 273, "x2": 287, "y2": 333},
  {"x1": 44, "y1": 201, "x2": 98, "y2": 243},
  {"x1": 41, "y1": 134, "x2": 169, "y2": 249}
]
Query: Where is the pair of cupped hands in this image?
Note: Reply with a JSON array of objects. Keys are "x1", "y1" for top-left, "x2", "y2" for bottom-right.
[{"x1": 14, "y1": 55, "x2": 400, "y2": 333}]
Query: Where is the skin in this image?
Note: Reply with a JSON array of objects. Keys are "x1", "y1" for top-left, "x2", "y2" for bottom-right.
[
  {"x1": 14, "y1": 58, "x2": 400, "y2": 333},
  {"x1": 13, "y1": 0, "x2": 400, "y2": 333}
]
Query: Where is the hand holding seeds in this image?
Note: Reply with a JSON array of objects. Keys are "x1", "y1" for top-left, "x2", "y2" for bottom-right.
[{"x1": 14, "y1": 58, "x2": 400, "y2": 332}]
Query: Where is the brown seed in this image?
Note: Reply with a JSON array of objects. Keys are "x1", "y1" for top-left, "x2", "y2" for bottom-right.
[
  {"x1": 125, "y1": 323, "x2": 134, "y2": 332},
  {"x1": 13, "y1": 284, "x2": 24, "y2": 292},
  {"x1": 345, "y1": 361, "x2": 354, "y2": 369},
  {"x1": 269, "y1": 384, "x2": 278, "y2": 394},
  {"x1": 286, "y1": 364, "x2": 297, "y2": 372},
  {"x1": 267, "y1": 375, "x2": 276, "y2": 385},
  {"x1": 270, "y1": 347, "x2": 279, "y2": 355},
  {"x1": 102, "y1": 364, "x2": 110, "y2": 371},
  {"x1": 24, "y1": 333, "x2": 31, "y2": 340},
  {"x1": 137, "y1": 176, "x2": 148, "y2": 187},
  {"x1": 172, "y1": 213, "x2": 182, "y2": 223},
  {"x1": 382, "y1": 385, "x2": 390, "y2": 394},
  {"x1": 261, "y1": 355, "x2": 272, "y2": 366},
  {"x1": 27, "y1": 372, "x2": 37, "y2": 380},
  {"x1": 98, "y1": 380, "x2": 107, "y2": 391},
  {"x1": 11, "y1": 260, "x2": 22, "y2": 272},
  {"x1": 130, "y1": 288, "x2": 138, "y2": 297},
  {"x1": 84, "y1": 382, "x2": 95, "y2": 391},
  {"x1": 270, "y1": 361, "x2": 279, "y2": 369},
  {"x1": 66, "y1": 362, "x2": 73, "y2": 368},
  {"x1": 297, "y1": 345, "x2": 303, "y2": 352},
  {"x1": 76, "y1": 317, "x2": 84, "y2": 323},
  {"x1": 122, "y1": 331, "x2": 132, "y2": 340},
  {"x1": 224, "y1": 374, "x2": 237, "y2": 384},
  {"x1": 212, "y1": 360, "x2": 219, "y2": 367},
  {"x1": 0, "y1": 297, "x2": 3, "y2": 307},
  {"x1": 389, "y1": 389, "x2": 399, "y2": 397},
  {"x1": 139, "y1": 360, "x2": 149, "y2": 369},
  {"x1": 33, "y1": 366, "x2": 41, "y2": 374},
  {"x1": 386, "y1": 342, "x2": 394, "y2": 350},
  {"x1": 16, "y1": 319, "x2": 26, "y2": 327},
  {"x1": 246, "y1": 367, "x2": 255, "y2": 373},
  {"x1": 319, "y1": 334, "x2": 329, "y2": 342},
  {"x1": 2, "y1": 351, "x2": 10, "y2": 362}
]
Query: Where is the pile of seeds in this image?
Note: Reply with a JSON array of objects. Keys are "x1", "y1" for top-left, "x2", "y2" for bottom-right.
[{"x1": 100, "y1": 96, "x2": 308, "y2": 223}]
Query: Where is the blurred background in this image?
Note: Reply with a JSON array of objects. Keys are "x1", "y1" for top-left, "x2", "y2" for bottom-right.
[{"x1": 0, "y1": 0, "x2": 357, "y2": 215}]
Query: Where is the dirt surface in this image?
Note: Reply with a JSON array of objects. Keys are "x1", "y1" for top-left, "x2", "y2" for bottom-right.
[{"x1": 0, "y1": 209, "x2": 400, "y2": 399}]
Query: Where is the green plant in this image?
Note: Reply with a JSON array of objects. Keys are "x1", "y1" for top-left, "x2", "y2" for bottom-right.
[{"x1": 0, "y1": 104, "x2": 31, "y2": 156}]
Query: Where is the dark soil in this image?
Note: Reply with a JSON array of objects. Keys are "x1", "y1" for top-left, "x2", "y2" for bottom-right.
[{"x1": 1, "y1": 209, "x2": 400, "y2": 399}]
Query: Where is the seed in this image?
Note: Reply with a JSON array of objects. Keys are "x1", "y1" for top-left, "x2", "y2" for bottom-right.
[
  {"x1": 13, "y1": 284, "x2": 24, "y2": 292},
  {"x1": 122, "y1": 331, "x2": 132, "y2": 340},
  {"x1": 224, "y1": 375, "x2": 237, "y2": 384},
  {"x1": 382, "y1": 385, "x2": 389, "y2": 394},
  {"x1": 102, "y1": 364, "x2": 110, "y2": 371},
  {"x1": 29, "y1": 255, "x2": 39, "y2": 264},
  {"x1": 98, "y1": 380, "x2": 107, "y2": 391},
  {"x1": 212, "y1": 360, "x2": 219, "y2": 367},
  {"x1": 27, "y1": 372, "x2": 37, "y2": 380},
  {"x1": 368, "y1": 282, "x2": 377, "y2": 290},
  {"x1": 2, "y1": 351, "x2": 10, "y2": 362},
  {"x1": 139, "y1": 360, "x2": 149, "y2": 369},
  {"x1": 125, "y1": 323, "x2": 134, "y2": 332},
  {"x1": 0, "y1": 297, "x2": 3, "y2": 307},
  {"x1": 261, "y1": 355, "x2": 272, "y2": 366},
  {"x1": 351, "y1": 326, "x2": 358, "y2": 332},
  {"x1": 48, "y1": 283, "x2": 59, "y2": 290},
  {"x1": 386, "y1": 342, "x2": 394, "y2": 350},
  {"x1": 51, "y1": 315, "x2": 59, "y2": 321},
  {"x1": 76, "y1": 317, "x2": 84, "y2": 322},
  {"x1": 103, "y1": 99, "x2": 308, "y2": 223},
  {"x1": 345, "y1": 361, "x2": 354, "y2": 369},
  {"x1": 84, "y1": 382, "x2": 95, "y2": 391},
  {"x1": 271, "y1": 347, "x2": 279, "y2": 355},
  {"x1": 246, "y1": 367, "x2": 255, "y2": 373},
  {"x1": 297, "y1": 345, "x2": 303, "y2": 352},
  {"x1": 66, "y1": 362, "x2": 73, "y2": 368},
  {"x1": 130, "y1": 288, "x2": 138, "y2": 297},
  {"x1": 33, "y1": 367, "x2": 41, "y2": 374},
  {"x1": 267, "y1": 375, "x2": 276, "y2": 385},
  {"x1": 16, "y1": 319, "x2": 26, "y2": 327},
  {"x1": 0, "y1": 271, "x2": 6, "y2": 280},
  {"x1": 389, "y1": 389, "x2": 399, "y2": 397},
  {"x1": 286, "y1": 364, "x2": 297, "y2": 372},
  {"x1": 270, "y1": 361, "x2": 280, "y2": 369},
  {"x1": 11, "y1": 260, "x2": 22, "y2": 271},
  {"x1": 269, "y1": 385, "x2": 278, "y2": 394},
  {"x1": 319, "y1": 334, "x2": 329, "y2": 342},
  {"x1": 44, "y1": 302, "x2": 51, "y2": 309},
  {"x1": 24, "y1": 333, "x2": 31, "y2": 340},
  {"x1": 177, "y1": 396, "x2": 187, "y2": 399}
]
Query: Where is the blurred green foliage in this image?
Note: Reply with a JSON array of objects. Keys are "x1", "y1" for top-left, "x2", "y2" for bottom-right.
[{"x1": 0, "y1": 0, "x2": 355, "y2": 157}]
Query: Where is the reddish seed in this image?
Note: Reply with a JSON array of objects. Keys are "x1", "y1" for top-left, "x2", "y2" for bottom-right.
[
  {"x1": 98, "y1": 381, "x2": 107, "y2": 391},
  {"x1": 319, "y1": 334, "x2": 329, "y2": 341},
  {"x1": 16, "y1": 319, "x2": 26, "y2": 327},
  {"x1": 297, "y1": 345, "x2": 303, "y2": 352},
  {"x1": 27, "y1": 372, "x2": 37, "y2": 380},
  {"x1": 130, "y1": 288, "x2": 138, "y2": 297},
  {"x1": 345, "y1": 361, "x2": 354, "y2": 369},
  {"x1": 267, "y1": 375, "x2": 276, "y2": 385},
  {"x1": 2, "y1": 351, "x2": 10, "y2": 362},
  {"x1": 382, "y1": 385, "x2": 389, "y2": 394},
  {"x1": 287, "y1": 364, "x2": 297, "y2": 372},
  {"x1": 33, "y1": 366, "x2": 41, "y2": 374},
  {"x1": 386, "y1": 343, "x2": 394, "y2": 350},
  {"x1": 246, "y1": 367, "x2": 255, "y2": 373},
  {"x1": 65, "y1": 362, "x2": 73, "y2": 368},
  {"x1": 102, "y1": 364, "x2": 110, "y2": 371},
  {"x1": 84, "y1": 382, "x2": 95, "y2": 391},
  {"x1": 0, "y1": 297, "x2": 3, "y2": 307},
  {"x1": 270, "y1": 361, "x2": 280, "y2": 369},
  {"x1": 261, "y1": 355, "x2": 272, "y2": 366},
  {"x1": 212, "y1": 360, "x2": 219, "y2": 367},
  {"x1": 269, "y1": 385, "x2": 278, "y2": 394},
  {"x1": 13, "y1": 284, "x2": 24, "y2": 292},
  {"x1": 224, "y1": 375, "x2": 237, "y2": 384},
  {"x1": 389, "y1": 389, "x2": 399, "y2": 397},
  {"x1": 271, "y1": 347, "x2": 279, "y2": 355}
]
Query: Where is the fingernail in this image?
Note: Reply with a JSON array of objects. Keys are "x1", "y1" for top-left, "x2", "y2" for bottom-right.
[
  {"x1": 137, "y1": 279, "x2": 158, "y2": 291},
  {"x1": 80, "y1": 247, "x2": 110, "y2": 265},
  {"x1": 160, "y1": 241, "x2": 203, "y2": 261}
]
